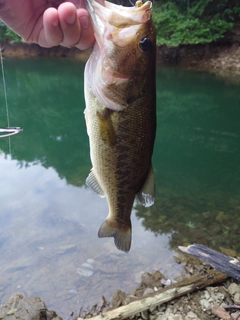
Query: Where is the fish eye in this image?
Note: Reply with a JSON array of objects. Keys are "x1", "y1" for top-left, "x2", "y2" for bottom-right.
[{"x1": 139, "y1": 38, "x2": 151, "y2": 52}]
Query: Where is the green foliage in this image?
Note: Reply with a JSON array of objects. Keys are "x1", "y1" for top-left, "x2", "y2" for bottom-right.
[
  {"x1": 0, "y1": 21, "x2": 22, "y2": 43},
  {"x1": 0, "y1": 1, "x2": 239, "y2": 47},
  {"x1": 152, "y1": 0, "x2": 238, "y2": 46}
]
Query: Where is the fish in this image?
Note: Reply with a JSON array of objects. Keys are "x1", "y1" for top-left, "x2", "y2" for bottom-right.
[{"x1": 84, "y1": 0, "x2": 156, "y2": 252}]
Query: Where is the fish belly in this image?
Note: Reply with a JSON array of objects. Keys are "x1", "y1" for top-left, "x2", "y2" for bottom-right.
[{"x1": 85, "y1": 83, "x2": 156, "y2": 252}]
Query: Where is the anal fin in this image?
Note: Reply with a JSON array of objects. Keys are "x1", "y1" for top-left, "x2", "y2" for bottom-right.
[{"x1": 86, "y1": 170, "x2": 105, "y2": 197}]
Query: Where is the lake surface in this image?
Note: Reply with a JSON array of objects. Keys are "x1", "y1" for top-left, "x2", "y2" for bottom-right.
[{"x1": 0, "y1": 59, "x2": 240, "y2": 317}]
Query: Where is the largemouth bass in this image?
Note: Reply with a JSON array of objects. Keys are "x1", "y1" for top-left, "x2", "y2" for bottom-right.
[{"x1": 84, "y1": 0, "x2": 156, "y2": 252}]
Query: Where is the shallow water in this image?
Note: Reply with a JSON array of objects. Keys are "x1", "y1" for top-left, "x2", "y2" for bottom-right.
[{"x1": 0, "y1": 59, "x2": 240, "y2": 317}]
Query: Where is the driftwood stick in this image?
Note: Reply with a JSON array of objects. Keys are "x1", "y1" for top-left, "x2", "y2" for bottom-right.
[
  {"x1": 179, "y1": 243, "x2": 240, "y2": 281},
  {"x1": 206, "y1": 305, "x2": 240, "y2": 311},
  {"x1": 82, "y1": 269, "x2": 227, "y2": 320}
]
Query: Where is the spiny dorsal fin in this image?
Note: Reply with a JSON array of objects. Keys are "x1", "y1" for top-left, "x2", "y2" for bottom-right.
[
  {"x1": 137, "y1": 165, "x2": 155, "y2": 207},
  {"x1": 86, "y1": 170, "x2": 105, "y2": 197}
]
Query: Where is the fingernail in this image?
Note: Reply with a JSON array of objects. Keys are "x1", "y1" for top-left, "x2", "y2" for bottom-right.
[
  {"x1": 80, "y1": 15, "x2": 89, "y2": 29},
  {"x1": 66, "y1": 13, "x2": 76, "y2": 25}
]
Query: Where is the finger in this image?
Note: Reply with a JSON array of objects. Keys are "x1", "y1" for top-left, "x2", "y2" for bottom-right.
[
  {"x1": 58, "y1": 2, "x2": 81, "y2": 48},
  {"x1": 42, "y1": 8, "x2": 63, "y2": 47},
  {"x1": 75, "y1": 9, "x2": 95, "y2": 50}
]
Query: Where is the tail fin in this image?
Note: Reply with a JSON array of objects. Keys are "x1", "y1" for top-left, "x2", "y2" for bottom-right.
[{"x1": 98, "y1": 220, "x2": 132, "y2": 253}]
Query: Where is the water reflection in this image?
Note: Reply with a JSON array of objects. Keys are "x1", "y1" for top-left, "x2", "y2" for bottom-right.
[
  {"x1": 137, "y1": 67, "x2": 240, "y2": 252},
  {"x1": 0, "y1": 152, "x2": 175, "y2": 316},
  {"x1": 0, "y1": 59, "x2": 240, "y2": 317}
]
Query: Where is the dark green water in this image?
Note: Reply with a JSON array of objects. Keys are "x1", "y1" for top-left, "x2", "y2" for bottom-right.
[{"x1": 0, "y1": 59, "x2": 240, "y2": 317}]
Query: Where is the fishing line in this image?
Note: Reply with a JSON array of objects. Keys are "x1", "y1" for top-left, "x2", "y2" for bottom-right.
[
  {"x1": 0, "y1": 45, "x2": 22, "y2": 152},
  {"x1": 0, "y1": 45, "x2": 11, "y2": 154},
  {"x1": 0, "y1": 46, "x2": 10, "y2": 128}
]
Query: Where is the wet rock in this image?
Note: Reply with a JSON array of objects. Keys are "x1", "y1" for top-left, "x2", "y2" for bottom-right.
[
  {"x1": 112, "y1": 290, "x2": 126, "y2": 308},
  {"x1": 68, "y1": 289, "x2": 78, "y2": 296},
  {"x1": 0, "y1": 294, "x2": 62, "y2": 320},
  {"x1": 56, "y1": 244, "x2": 76, "y2": 255},
  {"x1": 76, "y1": 263, "x2": 94, "y2": 277},
  {"x1": 141, "y1": 271, "x2": 165, "y2": 289}
]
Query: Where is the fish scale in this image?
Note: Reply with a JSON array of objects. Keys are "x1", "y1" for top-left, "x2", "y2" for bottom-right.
[{"x1": 84, "y1": 0, "x2": 156, "y2": 252}]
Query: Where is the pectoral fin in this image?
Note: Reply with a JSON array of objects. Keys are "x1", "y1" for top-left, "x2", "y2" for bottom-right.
[
  {"x1": 86, "y1": 170, "x2": 105, "y2": 197},
  {"x1": 137, "y1": 165, "x2": 155, "y2": 207},
  {"x1": 97, "y1": 108, "x2": 116, "y2": 146}
]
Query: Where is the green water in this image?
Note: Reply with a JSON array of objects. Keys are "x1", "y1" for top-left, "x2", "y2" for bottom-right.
[{"x1": 0, "y1": 59, "x2": 240, "y2": 317}]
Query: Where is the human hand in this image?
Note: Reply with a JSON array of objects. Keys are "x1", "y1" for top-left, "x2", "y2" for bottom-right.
[{"x1": 0, "y1": 0, "x2": 102, "y2": 50}]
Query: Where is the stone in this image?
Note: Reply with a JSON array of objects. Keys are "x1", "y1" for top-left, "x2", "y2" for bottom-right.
[
  {"x1": 156, "y1": 314, "x2": 183, "y2": 320},
  {"x1": 228, "y1": 283, "x2": 240, "y2": 296},
  {"x1": 234, "y1": 292, "x2": 240, "y2": 303},
  {"x1": 204, "y1": 291, "x2": 210, "y2": 299},
  {"x1": 112, "y1": 290, "x2": 126, "y2": 308},
  {"x1": 168, "y1": 315, "x2": 183, "y2": 320},
  {"x1": 143, "y1": 287, "x2": 154, "y2": 296},
  {"x1": 200, "y1": 298, "x2": 211, "y2": 310},
  {"x1": 186, "y1": 311, "x2": 198, "y2": 319},
  {"x1": 76, "y1": 263, "x2": 94, "y2": 277},
  {"x1": 56, "y1": 244, "x2": 76, "y2": 255},
  {"x1": 0, "y1": 294, "x2": 62, "y2": 320}
]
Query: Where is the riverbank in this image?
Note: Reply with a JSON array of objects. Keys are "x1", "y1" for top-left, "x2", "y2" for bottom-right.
[
  {"x1": 1, "y1": 41, "x2": 240, "y2": 75},
  {"x1": 1, "y1": 259, "x2": 239, "y2": 320},
  {"x1": 157, "y1": 43, "x2": 240, "y2": 75}
]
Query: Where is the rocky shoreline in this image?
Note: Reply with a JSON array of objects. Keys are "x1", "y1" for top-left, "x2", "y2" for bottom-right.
[
  {"x1": 157, "y1": 43, "x2": 240, "y2": 75},
  {"x1": 1, "y1": 41, "x2": 240, "y2": 75},
  {"x1": 1, "y1": 264, "x2": 239, "y2": 320},
  {"x1": 1, "y1": 252, "x2": 240, "y2": 320}
]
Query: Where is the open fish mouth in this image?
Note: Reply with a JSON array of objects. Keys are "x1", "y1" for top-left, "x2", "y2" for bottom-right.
[
  {"x1": 84, "y1": 0, "x2": 155, "y2": 111},
  {"x1": 85, "y1": 0, "x2": 153, "y2": 47}
]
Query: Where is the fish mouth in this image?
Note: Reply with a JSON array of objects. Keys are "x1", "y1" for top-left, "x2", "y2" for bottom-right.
[
  {"x1": 101, "y1": 1, "x2": 152, "y2": 27},
  {"x1": 85, "y1": 0, "x2": 153, "y2": 47},
  {"x1": 84, "y1": 0, "x2": 155, "y2": 111}
]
